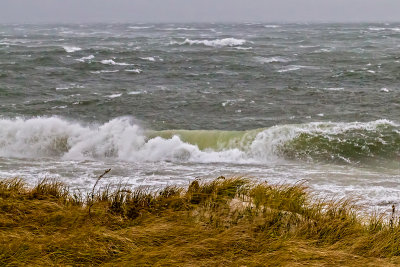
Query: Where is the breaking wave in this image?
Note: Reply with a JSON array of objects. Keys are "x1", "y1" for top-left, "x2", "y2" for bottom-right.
[
  {"x1": 172, "y1": 38, "x2": 247, "y2": 47},
  {"x1": 100, "y1": 59, "x2": 132, "y2": 66},
  {"x1": 0, "y1": 117, "x2": 398, "y2": 165},
  {"x1": 63, "y1": 46, "x2": 82, "y2": 53}
]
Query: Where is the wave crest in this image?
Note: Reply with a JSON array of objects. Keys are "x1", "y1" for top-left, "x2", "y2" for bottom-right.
[
  {"x1": 172, "y1": 38, "x2": 247, "y2": 47},
  {"x1": 0, "y1": 117, "x2": 398, "y2": 164}
]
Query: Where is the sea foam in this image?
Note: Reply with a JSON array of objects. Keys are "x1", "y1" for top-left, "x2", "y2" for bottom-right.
[
  {"x1": 173, "y1": 38, "x2": 247, "y2": 48},
  {"x1": 255, "y1": 56, "x2": 289, "y2": 64},
  {"x1": 0, "y1": 117, "x2": 398, "y2": 165},
  {"x1": 76, "y1": 55, "x2": 94, "y2": 62},
  {"x1": 63, "y1": 46, "x2": 82, "y2": 53},
  {"x1": 100, "y1": 59, "x2": 132, "y2": 66}
]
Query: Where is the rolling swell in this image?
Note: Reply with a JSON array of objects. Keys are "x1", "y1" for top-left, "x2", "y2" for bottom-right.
[{"x1": 0, "y1": 117, "x2": 398, "y2": 164}]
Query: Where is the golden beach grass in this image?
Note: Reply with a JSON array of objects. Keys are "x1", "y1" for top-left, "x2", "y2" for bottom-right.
[{"x1": 1, "y1": 176, "x2": 400, "y2": 266}]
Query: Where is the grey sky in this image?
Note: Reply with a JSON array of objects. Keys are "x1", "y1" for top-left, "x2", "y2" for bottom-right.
[{"x1": 1, "y1": 0, "x2": 400, "y2": 23}]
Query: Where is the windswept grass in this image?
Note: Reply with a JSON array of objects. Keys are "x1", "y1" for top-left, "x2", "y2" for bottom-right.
[{"x1": 1, "y1": 176, "x2": 400, "y2": 266}]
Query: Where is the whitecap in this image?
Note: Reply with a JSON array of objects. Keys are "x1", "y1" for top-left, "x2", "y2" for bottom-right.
[
  {"x1": 63, "y1": 46, "x2": 82, "y2": 53},
  {"x1": 125, "y1": 69, "x2": 142, "y2": 73},
  {"x1": 128, "y1": 91, "x2": 143, "y2": 95},
  {"x1": 56, "y1": 86, "x2": 69, "y2": 90},
  {"x1": 234, "y1": 46, "x2": 253, "y2": 50},
  {"x1": 100, "y1": 59, "x2": 132, "y2": 66},
  {"x1": 299, "y1": 45, "x2": 320, "y2": 48},
  {"x1": 380, "y1": 88, "x2": 390, "y2": 92},
  {"x1": 140, "y1": 57, "x2": 156, "y2": 62},
  {"x1": 51, "y1": 105, "x2": 67, "y2": 109},
  {"x1": 323, "y1": 87, "x2": 344, "y2": 91},
  {"x1": 128, "y1": 26, "x2": 154, "y2": 30},
  {"x1": 172, "y1": 38, "x2": 247, "y2": 48},
  {"x1": 255, "y1": 56, "x2": 289, "y2": 64},
  {"x1": 277, "y1": 65, "x2": 302, "y2": 73},
  {"x1": 106, "y1": 93, "x2": 122, "y2": 99},
  {"x1": 163, "y1": 27, "x2": 201, "y2": 31},
  {"x1": 76, "y1": 55, "x2": 94, "y2": 62},
  {"x1": 56, "y1": 84, "x2": 85, "y2": 90},
  {"x1": 315, "y1": 48, "x2": 334, "y2": 53},
  {"x1": 368, "y1": 27, "x2": 387, "y2": 31},
  {"x1": 90, "y1": 70, "x2": 119, "y2": 74},
  {"x1": 264, "y1": 25, "x2": 280, "y2": 28}
]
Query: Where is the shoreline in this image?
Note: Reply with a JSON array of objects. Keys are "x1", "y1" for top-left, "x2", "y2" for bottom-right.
[{"x1": 1, "y1": 176, "x2": 400, "y2": 265}]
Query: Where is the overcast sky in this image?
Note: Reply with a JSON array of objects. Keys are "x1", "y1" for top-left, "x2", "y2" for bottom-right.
[{"x1": 1, "y1": 0, "x2": 400, "y2": 24}]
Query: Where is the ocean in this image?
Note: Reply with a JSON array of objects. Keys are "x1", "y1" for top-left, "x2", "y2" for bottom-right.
[{"x1": 0, "y1": 23, "x2": 399, "y2": 210}]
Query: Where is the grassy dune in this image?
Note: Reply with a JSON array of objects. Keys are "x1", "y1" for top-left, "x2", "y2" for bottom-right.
[{"x1": 1, "y1": 175, "x2": 400, "y2": 266}]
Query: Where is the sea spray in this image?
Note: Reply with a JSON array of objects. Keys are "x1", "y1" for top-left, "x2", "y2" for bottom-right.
[{"x1": 0, "y1": 117, "x2": 398, "y2": 165}]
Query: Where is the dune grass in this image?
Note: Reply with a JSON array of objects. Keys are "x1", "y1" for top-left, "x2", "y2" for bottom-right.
[{"x1": 1, "y1": 175, "x2": 400, "y2": 266}]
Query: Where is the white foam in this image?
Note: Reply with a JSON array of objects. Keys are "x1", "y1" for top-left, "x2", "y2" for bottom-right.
[
  {"x1": 140, "y1": 57, "x2": 155, "y2": 62},
  {"x1": 128, "y1": 91, "x2": 144, "y2": 95},
  {"x1": 234, "y1": 46, "x2": 253, "y2": 50},
  {"x1": 368, "y1": 27, "x2": 386, "y2": 31},
  {"x1": 380, "y1": 87, "x2": 390, "y2": 92},
  {"x1": 76, "y1": 55, "x2": 94, "y2": 62},
  {"x1": 255, "y1": 56, "x2": 289, "y2": 64},
  {"x1": 264, "y1": 25, "x2": 280, "y2": 28},
  {"x1": 90, "y1": 70, "x2": 119, "y2": 74},
  {"x1": 56, "y1": 84, "x2": 84, "y2": 91},
  {"x1": 323, "y1": 87, "x2": 344, "y2": 91},
  {"x1": 164, "y1": 27, "x2": 201, "y2": 31},
  {"x1": 128, "y1": 26, "x2": 154, "y2": 30},
  {"x1": 172, "y1": 38, "x2": 247, "y2": 48},
  {"x1": 125, "y1": 69, "x2": 142, "y2": 73},
  {"x1": 277, "y1": 65, "x2": 302, "y2": 73},
  {"x1": 63, "y1": 46, "x2": 82, "y2": 53},
  {"x1": 100, "y1": 59, "x2": 132, "y2": 66},
  {"x1": 316, "y1": 48, "x2": 334, "y2": 53},
  {"x1": 0, "y1": 117, "x2": 396, "y2": 165},
  {"x1": 106, "y1": 93, "x2": 122, "y2": 98},
  {"x1": 51, "y1": 105, "x2": 67, "y2": 109}
]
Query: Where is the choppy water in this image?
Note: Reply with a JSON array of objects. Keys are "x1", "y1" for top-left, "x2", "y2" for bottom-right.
[{"x1": 0, "y1": 23, "x2": 399, "y2": 209}]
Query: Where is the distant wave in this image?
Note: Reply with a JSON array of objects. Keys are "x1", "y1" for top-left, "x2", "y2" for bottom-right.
[
  {"x1": 76, "y1": 55, "x2": 94, "y2": 62},
  {"x1": 125, "y1": 69, "x2": 142, "y2": 73},
  {"x1": 0, "y1": 117, "x2": 398, "y2": 165},
  {"x1": 139, "y1": 56, "x2": 163, "y2": 62},
  {"x1": 56, "y1": 84, "x2": 84, "y2": 90},
  {"x1": 106, "y1": 93, "x2": 122, "y2": 99},
  {"x1": 163, "y1": 27, "x2": 202, "y2": 31},
  {"x1": 368, "y1": 27, "x2": 400, "y2": 32},
  {"x1": 277, "y1": 65, "x2": 303, "y2": 73},
  {"x1": 171, "y1": 38, "x2": 247, "y2": 48},
  {"x1": 90, "y1": 70, "x2": 119, "y2": 74},
  {"x1": 322, "y1": 87, "x2": 344, "y2": 91},
  {"x1": 255, "y1": 56, "x2": 290, "y2": 64},
  {"x1": 264, "y1": 25, "x2": 281, "y2": 28},
  {"x1": 63, "y1": 46, "x2": 82, "y2": 53},
  {"x1": 128, "y1": 26, "x2": 154, "y2": 30},
  {"x1": 100, "y1": 59, "x2": 132, "y2": 66},
  {"x1": 140, "y1": 57, "x2": 155, "y2": 62}
]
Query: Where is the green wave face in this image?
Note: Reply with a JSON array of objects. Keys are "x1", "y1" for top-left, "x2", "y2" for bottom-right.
[
  {"x1": 147, "y1": 129, "x2": 263, "y2": 151},
  {"x1": 147, "y1": 121, "x2": 400, "y2": 165},
  {"x1": 279, "y1": 123, "x2": 400, "y2": 164}
]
